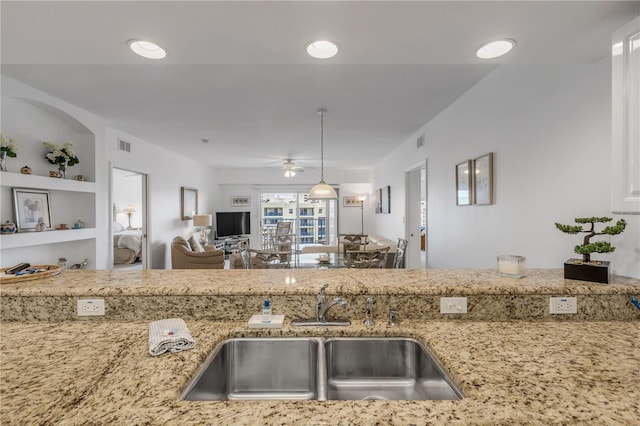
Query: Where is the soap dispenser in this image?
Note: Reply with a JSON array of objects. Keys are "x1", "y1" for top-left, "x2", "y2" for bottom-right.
[{"x1": 262, "y1": 298, "x2": 272, "y2": 323}]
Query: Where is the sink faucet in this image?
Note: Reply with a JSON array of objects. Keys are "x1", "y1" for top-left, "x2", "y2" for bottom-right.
[
  {"x1": 316, "y1": 284, "x2": 347, "y2": 322},
  {"x1": 364, "y1": 297, "x2": 375, "y2": 326}
]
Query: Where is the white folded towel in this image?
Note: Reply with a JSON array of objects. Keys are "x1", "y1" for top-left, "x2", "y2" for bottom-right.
[{"x1": 148, "y1": 318, "x2": 196, "y2": 356}]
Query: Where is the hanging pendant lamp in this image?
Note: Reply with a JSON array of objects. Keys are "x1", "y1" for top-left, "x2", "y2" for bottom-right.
[{"x1": 308, "y1": 108, "x2": 338, "y2": 200}]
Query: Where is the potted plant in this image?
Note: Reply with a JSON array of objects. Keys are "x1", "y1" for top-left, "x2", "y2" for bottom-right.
[{"x1": 555, "y1": 216, "x2": 626, "y2": 283}]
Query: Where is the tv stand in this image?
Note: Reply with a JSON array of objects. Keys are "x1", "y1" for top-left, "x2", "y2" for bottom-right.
[{"x1": 213, "y1": 236, "x2": 249, "y2": 255}]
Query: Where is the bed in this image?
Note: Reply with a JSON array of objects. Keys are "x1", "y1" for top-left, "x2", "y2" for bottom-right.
[{"x1": 113, "y1": 222, "x2": 142, "y2": 264}]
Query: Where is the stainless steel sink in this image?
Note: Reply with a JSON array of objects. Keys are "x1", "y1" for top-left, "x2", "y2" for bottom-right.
[
  {"x1": 181, "y1": 337, "x2": 320, "y2": 401},
  {"x1": 324, "y1": 337, "x2": 462, "y2": 400},
  {"x1": 181, "y1": 337, "x2": 462, "y2": 401}
]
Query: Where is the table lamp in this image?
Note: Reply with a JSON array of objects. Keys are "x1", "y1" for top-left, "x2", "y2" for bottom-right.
[
  {"x1": 193, "y1": 214, "x2": 213, "y2": 244},
  {"x1": 123, "y1": 205, "x2": 136, "y2": 230}
]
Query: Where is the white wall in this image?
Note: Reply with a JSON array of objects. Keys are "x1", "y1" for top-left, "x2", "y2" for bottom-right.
[
  {"x1": 106, "y1": 128, "x2": 219, "y2": 269},
  {"x1": 373, "y1": 62, "x2": 640, "y2": 278}
]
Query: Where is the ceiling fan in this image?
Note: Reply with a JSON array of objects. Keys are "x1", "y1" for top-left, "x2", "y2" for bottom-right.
[{"x1": 282, "y1": 159, "x2": 304, "y2": 178}]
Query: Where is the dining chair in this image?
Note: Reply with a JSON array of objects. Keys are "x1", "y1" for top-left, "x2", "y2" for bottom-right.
[
  {"x1": 341, "y1": 234, "x2": 368, "y2": 256},
  {"x1": 271, "y1": 221, "x2": 295, "y2": 266},
  {"x1": 394, "y1": 238, "x2": 409, "y2": 269},
  {"x1": 239, "y1": 242, "x2": 287, "y2": 269},
  {"x1": 344, "y1": 247, "x2": 389, "y2": 268}
]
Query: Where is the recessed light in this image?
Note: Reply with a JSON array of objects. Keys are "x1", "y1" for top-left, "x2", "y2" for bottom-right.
[
  {"x1": 306, "y1": 40, "x2": 339, "y2": 59},
  {"x1": 128, "y1": 39, "x2": 167, "y2": 59},
  {"x1": 476, "y1": 39, "x2": 515, "y2": 59}
]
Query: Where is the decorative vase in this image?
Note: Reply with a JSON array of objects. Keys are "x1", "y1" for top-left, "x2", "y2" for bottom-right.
[
  {"x1": 35, "y1": 218, "x2": 46, "y2": 232},
  {"x1": 1, "y1": 220, "x2": 18, "y2": 234},
  {"x1": 0, "y1": 152, "x2": 7, "y2": 172},
  {"x1": 58, "y1": 163, "x2": 67, "y2": 179}
]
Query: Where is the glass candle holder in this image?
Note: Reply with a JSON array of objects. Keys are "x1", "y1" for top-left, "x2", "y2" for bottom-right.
[{"x1": 497, "y1": 255, "x2": 526, "y2": 278}]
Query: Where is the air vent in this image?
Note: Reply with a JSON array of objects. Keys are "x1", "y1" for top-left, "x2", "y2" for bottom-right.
[
  {"x1": 118, "y1": 139, "x2": 131, "y2": 153},
  {"x1": 416, "y1": 134, "x2": 425, "y2": 149}
]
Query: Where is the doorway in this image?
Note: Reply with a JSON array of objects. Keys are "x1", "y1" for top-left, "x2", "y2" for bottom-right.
[
  {"x1": 111, "y1": 167, "x2": 148, "y2": 270},
  {"x1": 405, "y1": 162, "x2": 427, "y2": 269}
]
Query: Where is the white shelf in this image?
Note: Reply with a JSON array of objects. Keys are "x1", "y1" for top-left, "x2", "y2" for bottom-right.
[
  {"x1": 0, "y1": 172, "x2": 95, "y2": 193},
  {"x1": 0, "y1": 228, "x2": 96, "y2": 249}
]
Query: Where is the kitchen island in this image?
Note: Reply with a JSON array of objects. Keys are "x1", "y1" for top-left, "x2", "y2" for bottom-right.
[{"x1": 1, "y1": 269, "x2": 639, "y2": 424}]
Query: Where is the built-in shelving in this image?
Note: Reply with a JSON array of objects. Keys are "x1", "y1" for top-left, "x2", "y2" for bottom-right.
[
  {"x1": 0, "y1": 228, "x2": 96, "y2": 249},
  {"x1": 0, "y1": 171, "x2": 95, "y2": 193}
]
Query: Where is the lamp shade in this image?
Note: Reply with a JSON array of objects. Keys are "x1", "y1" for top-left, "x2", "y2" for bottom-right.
[
  {"x1": 308, "y1": 108, "x2": 338, "y2": 200},
  {"x1": 123, "y1": 205, "x2": 136, "y2": 214},
  {"x1": 193, "y1": 214, "x2": 212, "y2": 227},
  {"x1": 308, "y1": 181, "x2": 338, "y2": 200}
]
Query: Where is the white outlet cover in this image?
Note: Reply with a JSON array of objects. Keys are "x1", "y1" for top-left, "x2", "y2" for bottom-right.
[
  {"x1": 77, "y1": 299, "x2": 105, "y2": 316},
  {"x1": 549, "y1": 297, "x2": 577, "y2": 314},
  {"x1": 440, "y1": 297, "x2": 468, "y2": 314}
]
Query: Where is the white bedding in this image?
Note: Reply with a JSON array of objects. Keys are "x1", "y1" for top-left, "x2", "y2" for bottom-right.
[{"x1": 114, "y1": 229, "x2": 142, "y2": 258}]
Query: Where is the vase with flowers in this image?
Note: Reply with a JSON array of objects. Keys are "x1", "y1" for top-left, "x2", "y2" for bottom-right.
[
  {"x1": 0, "y1": 134, "x2": 18, "y2": 172},
  {"x1": 43, "y1": 142, "x2": 79, "y2": 179}
]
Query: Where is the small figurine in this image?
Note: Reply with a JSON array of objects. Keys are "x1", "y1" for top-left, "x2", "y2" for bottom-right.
[{"x1": 20, "y1": 165, "x2": 32, "y2": 175}]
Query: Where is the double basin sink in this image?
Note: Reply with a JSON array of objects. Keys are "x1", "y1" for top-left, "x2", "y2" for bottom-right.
[{"x1": 181, "y1": 337, "x2": 463, "y2": 401}]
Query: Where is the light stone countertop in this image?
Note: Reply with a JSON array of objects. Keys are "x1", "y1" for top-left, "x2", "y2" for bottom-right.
[
  {"x1": 1, "y1": 319, "x2": 639, "y2": 425},
  {"x1": 1, "y1": 269, "x2": 639, "y2": 297}
]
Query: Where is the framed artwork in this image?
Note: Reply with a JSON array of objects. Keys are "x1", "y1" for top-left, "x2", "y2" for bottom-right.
[
  {"x1": 456, "y1": 160, "x2": 472, "y2": 206},
  {"x1": 181, "y1": 187, "x2": 198, "y2": 220},
  {"x1": 343, "y1": 196, "x2": 363, "y2": 207},
  {"x1": 381, "y1": 185, "x2": 391, "y2": 214},
  {"x1": 374, "y1": 188, "x2": 382, "y2": 213},
  {"x1": 231, "y1": 196, "x2": 251, "y2": 207},
  {"x1": 13, "y1": 188, "x2": 53, "y2": 231},
  {"x1": 473, "y1": 153, "x2": 494, "y2": 205}
]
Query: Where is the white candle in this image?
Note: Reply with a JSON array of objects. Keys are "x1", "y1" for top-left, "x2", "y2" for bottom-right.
[{"x1": 497, "y1": 255, "x2": 525, "y2": 278}]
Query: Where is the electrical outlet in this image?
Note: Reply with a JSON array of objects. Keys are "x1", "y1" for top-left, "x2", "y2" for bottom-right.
[
  {"x1": 549, "y1": 297, "x2": 577, "y2": 314},
  {"x1": 77, "y1": 299, "x2": 105, "y2": 316},
  {"x1": 440, "y1": 297, "x2": 467, "y2": 314}
]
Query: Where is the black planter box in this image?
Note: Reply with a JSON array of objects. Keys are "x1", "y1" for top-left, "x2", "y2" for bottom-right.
[{"x1": 564, "y1": 259, "x2": 610, "y2": 284}]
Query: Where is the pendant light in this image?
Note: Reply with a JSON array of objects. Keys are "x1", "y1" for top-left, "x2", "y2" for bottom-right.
[{"x1": 308, "y1": 108, "x2": 338, "y2": 200}]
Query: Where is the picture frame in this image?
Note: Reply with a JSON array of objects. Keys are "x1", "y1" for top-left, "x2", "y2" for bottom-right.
[
  {"x1": 456, "y1": 160, "x2": 472, "y2": 206},
  {"x1": 13, "y1": 188, "x2": 53, "y2": 231},
  {"x1": 343, "y1": 196, "x2": 363, "y2": 207},
  {"x1": 374, "y1": 188, "x2": 382, "y2": 213},
  {"x1": 231, "y1": 196, "x2": 251, "y2": 207},
  {"x1": 473, "y1": 152, "x2": 494, "y2": 205},
  {"x1": 181, "y1": 187, "x2": 198, "y2": 220}
]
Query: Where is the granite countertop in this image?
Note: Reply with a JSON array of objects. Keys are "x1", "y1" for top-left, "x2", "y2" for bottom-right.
[
  {"x1": 1, "y1": 269, "x2": 639, "y2": 297},
  {"x1": 1, "y1": 319, "x2": 638, "y2": 424}
]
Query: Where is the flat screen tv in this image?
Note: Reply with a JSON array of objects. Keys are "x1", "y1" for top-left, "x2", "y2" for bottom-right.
[{"x1": 216, "y1": 212, "x2": 250, "y2": 238}]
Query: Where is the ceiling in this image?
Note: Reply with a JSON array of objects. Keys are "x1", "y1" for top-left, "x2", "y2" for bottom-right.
[{"x1": 1, "y1": 1, "x2": 638, "y2": 169}]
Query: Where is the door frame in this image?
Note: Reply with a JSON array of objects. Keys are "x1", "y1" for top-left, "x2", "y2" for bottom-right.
[
  {"x1": 405, "y1": 160, "x2": 427, "y2": 269},
  {"x1": 109, "y1": 163, "x2": 150, "y2": 269}
]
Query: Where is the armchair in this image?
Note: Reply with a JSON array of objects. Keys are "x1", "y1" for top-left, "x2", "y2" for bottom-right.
[{"x1": 171, "y1": 236, "x2": 224, "y2": 269}]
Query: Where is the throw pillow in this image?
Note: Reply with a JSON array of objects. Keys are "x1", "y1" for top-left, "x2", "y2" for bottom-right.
[{"x1": 188, "y1": 236, "x2": 204, "y2": 253}]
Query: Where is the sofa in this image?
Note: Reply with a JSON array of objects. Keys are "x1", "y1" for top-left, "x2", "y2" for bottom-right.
[{"x1": 170, "y1": 236, "x2": 225, "y2": 269}]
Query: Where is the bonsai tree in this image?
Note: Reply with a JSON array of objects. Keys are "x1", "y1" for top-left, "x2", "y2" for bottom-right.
[{"x1": 555, "y1": 217, "x2": 626, "y2": 263}]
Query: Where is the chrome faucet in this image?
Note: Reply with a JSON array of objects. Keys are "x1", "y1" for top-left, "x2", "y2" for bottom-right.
[
  {"x1": 364, "y1": 297, "x2": 375, "y2": 326},
  {"x1": 292, "y1": 284, "x2": 350, "y2": 327},
  {"x1": 317, "y1": 284, "x2": 347, "y2": 322}
]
